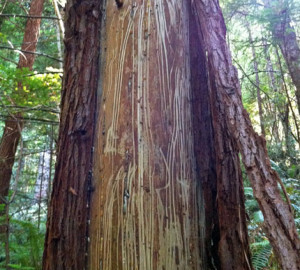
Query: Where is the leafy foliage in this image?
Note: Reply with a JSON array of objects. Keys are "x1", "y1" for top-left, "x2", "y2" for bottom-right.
[
  {"x1": 0, "y1": 219, "x2": 45, "y2": 270},
  {"x1": 251, "y1": 240, "x2": 272, "y2": 270}
]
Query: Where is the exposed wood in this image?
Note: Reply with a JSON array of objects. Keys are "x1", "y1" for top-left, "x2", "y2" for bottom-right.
[
  {"x1": 89, "y1": 1, "x2": 204, "y2": 269},
  {"x1": 88, "y1": 0, "x2": 251, "y2": 269}
]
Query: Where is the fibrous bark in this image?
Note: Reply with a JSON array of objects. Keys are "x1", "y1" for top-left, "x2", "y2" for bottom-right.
[
  {"x1": 189, "y1": 3, "x2": 252, "y2": 268},
  {"x1": 42, "y1": 0, "x2": 101, "y2": 268},
  {"x1": 194, "y1": 0, "x2": 300, "y2": 269},
  {"x1": 17, "y1": 0, "x2": 44, "y2": 69}
]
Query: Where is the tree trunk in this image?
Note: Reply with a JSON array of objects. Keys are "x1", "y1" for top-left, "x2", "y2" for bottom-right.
[
  {"x1": 42, "y1": 0, "x2": 101, "y2": 268},
  {"x1": 0, "y1": 115, "x2": 23, "y2": 234},
  {"x1": 194, "y1": 0, "x2": 300, "y2": 269},
  {"x1": 263, "y1": 40, "x2": 281, "y2": 144},
  {"x1": 43, "y1": 0, "x2": 252, "y2": 269},
  {"x1": 264, "y1": 0, "x2": 300, "y2": 115},
  {"x1": 43, "y1": 0, "x2": 300, "y2": 269},
  {"x1": 188, "y1": 4, "x2": 252, "y2": 269},
  {"x1": 16, "y1": 0, "x2": 44, "y2": 69}
]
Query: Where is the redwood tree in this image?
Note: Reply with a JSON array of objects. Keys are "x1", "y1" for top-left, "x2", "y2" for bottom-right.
[{"x1": 43, "y1": 0, "x2": 300, "y2": 269}]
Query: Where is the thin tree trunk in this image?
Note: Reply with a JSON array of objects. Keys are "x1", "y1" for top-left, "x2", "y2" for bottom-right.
[
  {"x1": 0, "y1": 0, "x2": 44, "y2": 231},
  {"x1": 263, "y1": 40, "x2": 280, "y2": 144},
  {"x1": 0, "y1": 115, "x2": 23, "y2": 234},
  {"x1": 4, "y1": 202, "x2": 10, "y2": 270},
  {"x1": 52, "y1": 0, "x2": 64, "y2": 70},
  {"x1": 246, "y1": 20, "x2": 265, "y2": 137},
  {"x1": 194, "y1": 1, "x2": 300, "y2": 269},
  {"x1": 275, "y1": 45, "x2": 300, "y2": 145},
  {"x1": 52, "y1": 0, "x2": 64, "y2": 36},
  {"x1": 282, "y1": 105, "x2": 291, "y2": 153},
  {"x1": 37, "y1": 150, "x2": 45, "y2": 230},
  {"x1": 2, "y1": 122, "x2": 24, "y2": 269},
  {"x1": 263, "y1": 40, "x2": 278, "y2": 93},
  {"x1": 46, "y1": 125, "x2": 54, "y2": 206}
]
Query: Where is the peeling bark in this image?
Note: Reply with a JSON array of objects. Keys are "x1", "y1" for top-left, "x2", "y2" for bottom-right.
[{"x1": 194, "y1": 0, "x2": 300, "y2": 269}]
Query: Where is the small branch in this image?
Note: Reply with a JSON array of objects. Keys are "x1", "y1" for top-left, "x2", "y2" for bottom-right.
[
  {"x1": 0, "y1": 54, "x2": 18, "y2": 65},
  {"x1": 24, "y1": 71, "x2": 63, "y2": 76},
  {"x1": 233, "y1": 59, "x2": 271, "y2": 100},
  {"x1": 0, "y1": 14, "x2": 61, "y2": 20},
  {"x1": 0, "y1": 46, "x2": 63, "y2": 62},
  {"x1": 0, "y1": 115, "x2": 59, "y2": 124},
  {"x1": 0, "y1": 104, "x2": 60, "y2": 114}
]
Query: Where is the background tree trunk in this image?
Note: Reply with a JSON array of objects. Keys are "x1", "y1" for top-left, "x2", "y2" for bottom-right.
[
  {"x1": 245, "y1": 19, "x2": 265, "y2": 137},
  {"x1": 0, "y1": 0, "x2": 44, "y2": 240},
  {"x1": 0, "y1": 115, "x2": 23, "y2": 233},
  {"x1": 264, "y1": 0, "x2": 300, "y2": 115}
]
